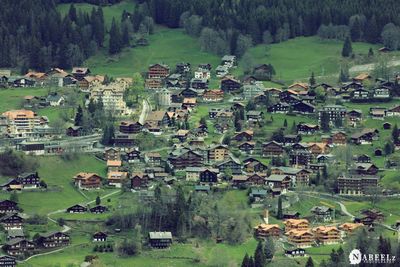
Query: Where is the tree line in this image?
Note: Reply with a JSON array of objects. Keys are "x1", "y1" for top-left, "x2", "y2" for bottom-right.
[
  {"x1": 141, "y1": 0, "x2": 400, "y2": 56},
  {"x1": 0, "y1": 0, "x2": 154, "y2": 71}
]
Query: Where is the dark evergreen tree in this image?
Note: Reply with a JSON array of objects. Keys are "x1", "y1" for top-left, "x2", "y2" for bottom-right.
[
  {"x1": 254, "y1": 241, "x2": 265, "y2": 267},
  {"x1": 283, "y1": 119, "x2": 288, "y2": 128},
  {"x1": 305, "y1": 257, "x2": 314, "y2": 267},
  {"x1": 342, "y1": 36, "x2": 353, "y2": 57},
  {"x1": 309, "y1": 72, "x2": 316, "y2": 86},
  {"x1": 109, "y1": 18, "x2": 122, "y2": 54},
  {"x1": 264, "y1": 236, "x2": 275, "y2": 260},
  {"x1": 75, "y1": 105, "x2": 84, "y2": 126},
  {"x1": 276, "y1": 196, "x2": 283, "y2": 219},
  {"x1": 320, "y1": 112, "x2": 330, "y2": 132},
  {"x1": 96, "y1": 195, "x2": 101, "y2": 205},
  {"x1": 241, "y1": 253, "x2": 250, "y2": 267}
]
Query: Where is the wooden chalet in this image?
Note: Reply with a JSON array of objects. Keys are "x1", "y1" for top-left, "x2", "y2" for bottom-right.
[
  {"x1": 331, "y1": 131, "x2": 347, "y2": 145},
  {"x1": 168, "y1": 150, "x2": 204, "y2": 170},
  {"x1": 203, "y1": 90, "x2": 224, "y2": 102},
  {"x1": 310, "y1": 206, "x2": 333, "y2": 222},
  {"x1": 0, "y1": 200, "x2": 18, "y2": 214},
  {"x1": 66, "y1": 126, "x2": 84, "y2": 137},
  {"x1": 238, "y1": 141, "x2": 256, "y2": 154},
  {"x1": 254, "y1": 224, "x2": 282, "y2": 238},
  {"x1": 297, "y1": 123, "x2": 319, "y2": 135},
  {"x1": 16, "y1": 172, "x2": 40, "y2": 189},
  {"x1": 220, "y1": 76, "x2": 241, "y2": 92},
  {"x1": 66, "y1": 204, "x2": 87, "y2": 213},
  {"x1": 262, "y1": 141, "x2": 284, "y2": 157},
  {"x1": 3, "y1": 238, "x2": 35, "y2": 256},
  {"x1": 283, "y1": 219, "x2": 309, "y2": 231},
  {"x1": 353, "y1": 163, "x2": 378, "y2": 175},
  {"x1": 286, "y1": 229, "x2": 314, "y2": 248},
  {"x1": 199, "y1": 169, "x2": 219, "y2": 184},
  {"x1": 104, "y1": 147, "x2": 121, "y2": 161},
  {"x1": 284, "y1": 248, "x2": 306, "y2": 257},
  {"x1": 73, "y1": 173, "x2": 102, "y2": 190},
  {"x1": 0, "y1": 214, "x2": 23, "y2": 230},
  {"x1": 93, "y1": 232, "x2": 108, "y2": 242},
  {"x1": 267, "y1": 102, "x2": 290, "y2": 113},
  {"x1": 312, "y1": 226, "x2": 340, "y2": 245},
  {"x1": 265, "y1": 175, "x2": 291, "y2": 193},
  {"x1": 351, "y1": 128, "x2": 379, "y2": 144},
  {"x1": 339, "y1": 223, "x2": 363, "y2": 236},
  {"x1": 130, "y1": 172, "x2": 149, "y2": 189},
  {"x1": 148, "y1": 64, "x2": 170, "y2": 79},
  {"x1": 215, "y1": 158, "x2": 242, "y2": 175},
  {"x1": 233, "y1": 130, "x2": 254, "y2": 142},
  {"x1": 89, "y1": 205, "x2": 108, "y2": 214},
  {"x1": 119, "y1": 121, "x2": 143, "y2": 134},
  {"x1": 0, "y1": 255, "x2": 16, "y2": 267},
  {"x1": 208, "y1": 144, "x2": 230, "y2": 162},
  {"x1": 107, "y1": 171, "x2": 128, "y2": 188},
  {"x1": 144, "y1": 152, "x2": 162, "y2": 166},
  {"x1": 71, "y1": 67, "x2": 90, "y2": 80},
  {"x1": 37, "y1": 231, "x2": 70, "y2": 248},
  {"x1": 149, "y1": 232, "x2": 172, "y2": 248},
  {"x1": 244, "y1": 160, "x2": 268, "y2": 173},
  {"x1": 125, "y1": 148, "x2": 141, "y2": 163},
  {"x1": 337, "y1": 175, "x2": 379, "y2": 195}
]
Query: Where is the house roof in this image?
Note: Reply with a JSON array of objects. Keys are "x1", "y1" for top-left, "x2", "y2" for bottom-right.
[
  {"x1": 39, "y1": 231, "x2": 67, "y2": 238},
  {"x1": 286, "y1": 229, "x2": 313, "y2": 237},
  {"x1": 254, "y1": 224, "x2": 281, "y2": 231},
  {"x1": 284, "y1": 219, "x2": 309, "y2": 226},
  {"x1": 73, "y1": 172, "x2": 101, "y2": 181},
  {"x1": 354, "y1": 73, "x2": 371, "y2": 81},
  {"x1": 149, "y1": 231, "x2": 172, "y2": 239},
  {"x1": 3, "y1": 109, "x2": 36, "y2": 119},
  {"x1": 312, "y1": 226, "x2": 339, "y2": 233},
  {"x1": 266, "y1": 175, "x2": 290, "y2": 182},
  {"x1": 5, "y1": 238, "x2": 31, "y2": 246},
  {"x1": 146, "y1": 111, "x2": 166, "y2": 122},
  {"x1": 107, "y1": 160, "x2": 122, "y2": 167}
]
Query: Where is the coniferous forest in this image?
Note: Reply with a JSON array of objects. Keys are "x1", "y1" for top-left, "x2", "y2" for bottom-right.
[{"x1": 2, "y1": 0, "x2": 400, "y2": 71}]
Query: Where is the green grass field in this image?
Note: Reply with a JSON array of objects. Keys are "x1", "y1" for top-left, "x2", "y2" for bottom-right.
[
  {"x1": 57, "y1": 1, "x2": 134, "y2": 27},
  {"x1": 246, "y1": 37, "x2": 380, "y2": 83},
  {"x1": 2, "y1": 155, "x2": 108, "y2": 215}
]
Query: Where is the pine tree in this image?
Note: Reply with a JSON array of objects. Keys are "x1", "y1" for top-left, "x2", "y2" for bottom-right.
[
  {"x1": 68, "y1": 4, "x2": 77, "y2": 22},
  {"x1": 305, "y1": 257, "x2": 314, "y2": 267},
  {"x1": 241, "y1": 253, "x2": 250, "y2": 267},
  {"x1": 248, "y1": 256, "x2": 255, "y2": 267},
  {"x1": 96, "y1": 196, "x2": 101, "y2": 205},
  {"x1": 283, "y1": 119, "x2": 288, "y2": 128},
  {"x1": 291, "y1": 121, "x2": 297, "y2": 134},
  {"x1": 175, "y1": 186, "x2": 187, "y2": 237},
  {"x1": 368, "y1": 48, "x2": 374, "y2": 57},
  {"x1": 342, "y1": 36, "x2": 352, "y2": 57},
  {"x1": 75, "y1": 105, "x2": 83, "y2": 126},
  {"x1": 88, "y1": 99, "x2": 96, "y2": 115},
  {"x1": 365, "y1": 16, "x2": 379, "y2": 43},
  {"x1": 277, "y1": 196, "x2": 283, "y2": 219},
  {"x1": 109, "y1": 18, "x2": 122, "y2": 54},
  {"x1": 320, "y1": 111, "x2": 330, "y2": 132},
  {"x1": 254, "y1": 241, "x2": 266, "y2": 267},
  {"x1": 330, "y1": 249, "x2": 339, "y2": 265},
  {"x1": 10, "y1": 191, "x2": 18, "y2": 203},
  {"x1": 264, "y1": 236, "x2": 275, "y2": 260},
  {"x1": 122, "y1": 23, "x2": 130, "y2": 46},
  {"x1": 309, "y1": 72, "x2": 316, "y2": 86},
  {"x1": 392, "y1": 124, "x2": 399, "y2": 143}
]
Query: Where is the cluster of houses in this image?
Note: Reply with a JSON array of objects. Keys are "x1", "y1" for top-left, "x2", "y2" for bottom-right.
[{"x1": 0, "y1": 200, "x2": 70, "y2": 260}]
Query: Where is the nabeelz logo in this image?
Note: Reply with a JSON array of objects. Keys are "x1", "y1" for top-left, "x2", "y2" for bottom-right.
[{"x1": 349, "y1": 249, "x2": 396, "y2": 265}]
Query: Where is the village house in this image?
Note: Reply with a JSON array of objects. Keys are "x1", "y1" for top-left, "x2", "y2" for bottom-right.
[
  {"x1": 285, "y1": 248, "x2": 306, "y2": 258},
  {"x1": 238, "y1": 141, "x2": 256, "y2": 154},
  {"x1": 107, "y1": 171, "x2": 128, "y2": 188},
  {"x1": 194, "y1": 68, "x2": 211, "y2": 80},
  {"x1": 90, "y1": 205, "x2": 108, "y2": 214},
  {"x1": 176, "y1": 62, "x2": 191, "y2": 74},
  {"x1": 370, "y1": 107, "x2": 387, "y2": 119},
  {"x1": 243, "y1": 159, "x2": 268, "y2": 173},
  {"x1": 283, "y1": 135, "x2": 301, "y2": 145},
  {"x1": 46, "y1": 93, "x2": 65, "y2": 106},
  {"x1": 310, "y1": 206, "x2": 333, "y2": 222},
  {"x1": 254, "y1": 224, "x2": 282, "y2": 238},
  {"x1": 265, "y1": 175, "x2": 291, "y2": 194},
  {"x1": 130, "y1": 173, "x2": 149, "y2": 189},
  {"x1": 339, "y1": 223, "x2": 363, "y2": 237},
  {"x1": 107, "y1": 160, "x2": 122, "y2": 172},
  {"x1": 168, "y1": 149, "x2": 204, "y2": 170},
  {"x1": 243, "y1": 82, "x2": 265, "y2": 99},
  {"x1": 199, "y1": 169, "x2": 219, "y2": 184},
  {"x1": 288, "y1": 82, "x2": 309, "y2": 92},
  {"x1": 0, "y1": 200, "x2": 18, "y2": 214},
  {"x1": 208, "y1": 145, "x2": 230, "y2": 162},
  {"x1": 66, "y1": 204, "x2": 87, "y2": 213},
  {"x1": 90, "y1": 85, "x2": 130, "y2": 116},
  {"x1": 289, "y1": 149, "x2": 311, "y2": 167},
  {"x1": 119, "y1": 121, "x2": 143, "y2": 134},
  {"x1": 319, "y1": 105, "x2": 347, "y2": 125},
  {"x1": 286, "y1": 230, "x2": 314, "y2": 248},
  {"x1": 0, "y1": 214, "x2": 23, "y2": 230},
  {"x1": 215, "y1": 158, "x2": 242, "y2": 175},
  {"x1": 190, "y1": 78, "x2": 208, "y2": 90},
  {"x1": 202, "y1": 90, "x2": 224, "y2": 102},
  {"x1": 72, "y1": 67, "x2": 91, "y2": 80},
  {"x1": 0, "y1": 255, "x2": 16, "y2": 267},
  {"x1": 145, "y1": 78, "x2": 163, "y2": 90},
  {"x1": 215, "y1": 65, "x2": 229, "y2": 77},
  {"x1": 331, "y1": 131, "x2": 347, "y2": 145},
  {"x1": 220, "y1": 76, "x2": 241, "y2": 92},
  {"x1": 73, "y1": 173, "x2": 102, "y2": 190},
  {"x1": 182, "y1": 98, "x2": 197, "y2": 109},
  {"x1": 221, "y1": 55, "x2": 236, "y2": 68},
  {"x1": 93, "y1": 232, "x2": 108, "y2": 242},
  {"x1": 149, "y1": 232, "x2": 173, "y2": 248},
  {"x1": 262, "y1": 141, "x2": 284, "y2": 157},
  {"x1": 291, "y1": 101, "x2": 316, "y2": 114},
  {"x1": 271, "y1": 167, "x2": 311, "y2": 186},
  {"x1": 148, "y1": 64, "x2": 170, "y2": 79},
  {"x1": 353, "y1": 163, "x2": 378, "y2": 175},
  {"x1": 297, "y1": 123, "x2": 319, "y2": 135},
  {"x1": 372, "y1": 86, "x2": 391, "y2": 100},
  {"x1": 3, "y1": 238, "x2": 35, "y2": 256},
  {"x1": 16, "y1": 172, "x2": 40, "y2": 189},
  {"x1": 66, "y1": 126, "x2": 84, "y2": 137},
  {"x1": 283, "y1": 219, "x2": 309, "y2": 232},
  {"x1": 312, "y1": 226, "x2": 340, "y2": 245},
  {"x1": 79, "y1": 75, "x2": 104, "y2": 91},
  {"x1": 351, "y1": 128, "x2": 379, "y2": 144},
  {"x1": 144, "y1": 152, "x2": 162, "y2": 166},
  {"x1": 37, "y1": 231, "x2": 70, "y2": 248},
  {"x1": 386, "y1": 105, "x2": 400, "y2": 117},
  {"x1": 279, "y1": 90, "x2": 300, "y2": 104},
  {"x1": 337, "y1": 175, "x2": 379, "y2": 195},
  {"x1": 233, "y1": 130, "x2": 254, "y2": 142}
]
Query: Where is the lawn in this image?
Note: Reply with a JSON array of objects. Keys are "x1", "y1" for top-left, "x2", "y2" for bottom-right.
[
  {"x1": 57, "y1": 1, "x2": 134, "y2": 27},
  {"x1": 246, "y1": 36, "x2": 380, "y2": 83},
  {"x1": 1, "y1": 155, "x2": 108, "y2": 215},
  {"x1": 85, "y1": 27, "x2": 221, "y2": 77},
  {"x1": 0, "y1": 88, "x2": 49, "y2": 113}
]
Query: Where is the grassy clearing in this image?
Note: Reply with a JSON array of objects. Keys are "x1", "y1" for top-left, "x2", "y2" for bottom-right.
[
  {"x1": 0, "y1": 155, "x2": 108, "y2": 215},
  {"x1": 85, "y1": 27, "x2": 221, "y2": 77},
  {"x1": 57, "y1": 1, "x2": 134, "y2": 27},
  {"x1": 246, "y1": 36, "x2": 380, "y2": 83},
  {"x1": 0, "y1": 88, "x2": 49, "y2": 113}
]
